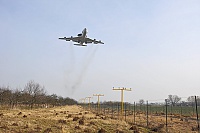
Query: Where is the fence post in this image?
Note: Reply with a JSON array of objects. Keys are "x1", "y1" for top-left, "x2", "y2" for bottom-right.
[
  {"x1": 195, "y1": 96, "x2": 199, "y2": 131},
  {"x1": 147, "y1": 101, "x2": 149, "y2": 127},
  {"x1": 104, "y1": 104, "x2": 106, "y2": 115},
  {"x1": 165, "y1": 99, "x2": 168, "y2": 132},
  {"x1": 112, "y1": 102, "x2": 114, "y2": 118},
  {"x1": 118, "y1": 103, "x2": 119, "y2": 120},
  {"x1": 150, "y1": 104, "x2": 151, "y2": 115},
  {"x1": 108, "y1": 107, "x2": 109, "y2": 117},
  {"x1": 96, "y1": 102, "x2": 98, "y2": 112},
  {"x1": 134, "y1": 102, "x2": 136, "y2": 124},
  {"x1": 125, "y1": 102, "x2": 127, "y2": 121},
  {"x1": 100, "y1": 103, "x2": 101, "y2": 114},
  {"x1": 192, "y1": 101, "x2": 195, "y2": 116},
  {"x1": 171, "y1": 104, "x2": 172, "y2": 121},
  {"x1": 180, "y1": 102, "x2": 182, "y2": 116}
]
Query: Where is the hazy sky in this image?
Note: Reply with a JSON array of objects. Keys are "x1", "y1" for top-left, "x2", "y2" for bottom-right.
[{"x1": 1, "y1": 1, "x2": 200, "y2": 103}]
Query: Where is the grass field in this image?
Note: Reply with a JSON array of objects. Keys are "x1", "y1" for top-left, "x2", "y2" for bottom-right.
[
  {"x1": 1, "y1": 105, "x2": 199, "y2": 133},
  {"x1": 87, "y1": 103, "x2": 200, "y2": 132},
  {"x1": 0, "y1": 105, "x2": 147, "y2": 133}
]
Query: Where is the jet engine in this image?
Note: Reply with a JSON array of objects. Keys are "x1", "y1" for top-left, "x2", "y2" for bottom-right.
[
  {"x1": 74, "y1": 44, "x2": 87, "y2": 46},
  {"x1": 93, "y1": 39, "x2": 98, "y2": 44},
  {"x1": 77, "y1": 34, "x2": 82, "y2": 36}
]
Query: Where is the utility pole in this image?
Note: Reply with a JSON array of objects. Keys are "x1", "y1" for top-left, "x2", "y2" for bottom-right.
[
  {"x1": 113, "y1": 87, "x2": 131, "y2": 115},
  {"x1": 85, "y1": 97, "x2": 92, "y2": 110},
  {"x1": 93, "y1": 94, "x2": 104, "y2": 112}
]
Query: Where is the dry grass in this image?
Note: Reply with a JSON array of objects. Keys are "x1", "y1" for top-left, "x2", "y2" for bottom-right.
[
  {"x1": 123, "y1": 112, "x2": 199, "y2": 133},
  {"x1": 1, "y1": 105, "x2": 198, "y2": 132},
  {"x1": 0, "y1": 105, "x2": 144, "y2": 133}
]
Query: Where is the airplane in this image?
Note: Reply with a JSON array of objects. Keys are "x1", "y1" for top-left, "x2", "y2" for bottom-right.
[{"x1": 58, "y1": 28, "x2": 104, "y2": 46}]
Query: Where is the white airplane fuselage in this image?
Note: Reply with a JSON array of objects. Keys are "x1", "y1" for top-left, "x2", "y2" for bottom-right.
[
  {"x1": 78, "y1": 28, "x2": 87, "y2": 45},
  {"x1": 59, "y1": 28, "x2": 104, "y2": 46}
]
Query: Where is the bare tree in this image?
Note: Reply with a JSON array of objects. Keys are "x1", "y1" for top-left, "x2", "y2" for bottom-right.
[
  {"x1": 0, "y1": 87, "x2": 22, "y2": 108},
  {"x1": 0, "y1": 87, "x2": 12, "y2": 106},
  {"x1": 23, "y1": 80, "x2": 46, "y2": 109},
  {"x1": 187, "y1": 96, "x2": 195, "y2": 103},
  {"x1": 11, "y1": 89, "x2": 23, "y2": 108},
  {"x1": 139, "y1": 99, "x2": 144, "y2": 111},
  {"x1": 49, "y1": 94, "x2": 58, "y2": 107},
  {"x1": 0, "y1": 87, "x2": 6, "y2": 105},
  {"x1": 139, "y1": 99, "x2": 144, "y2": 105},
  {"x1": 168, "y1": 95, "x2": 181, "y2": 106},
  {"x1": 1, "y1": 82, "x2": 77, "y2": 109},
  {"x1": 187, "y1": 96, "x2": 200, "y2": 106}
]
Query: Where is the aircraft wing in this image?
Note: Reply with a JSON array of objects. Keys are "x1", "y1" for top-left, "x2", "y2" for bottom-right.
[
  {"x1": 85, "y1": 38, "x2": 104, "y2": 44},
  {"x1": 84, "y1": 38, "x2": 94, "y2": 43},
  {"x1": 58, "y1": 36, "x2": 82, "y2": 42},
  {"x1": 93, "y1": 39, "x2": 104, "y2": 44},
  {"x1": 58, "y1": 37, "x2": 72, "y2": 41},
  {"x1": 71, "y1": 36, "x2": 82, "y2": 43}
]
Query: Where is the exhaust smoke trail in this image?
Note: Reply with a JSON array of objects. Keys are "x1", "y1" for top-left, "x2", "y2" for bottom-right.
[
  {"x1": 64, "y1": 44, "x2": 98, "y2": 95},
  {"x1": 71, "y1": 46, "x2": 98, "y2": 94},
  {"x1": 64, "y1": 42, "x2": 76, "y2": 94}
]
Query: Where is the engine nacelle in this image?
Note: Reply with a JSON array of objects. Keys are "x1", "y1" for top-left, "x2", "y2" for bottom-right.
[
  {"x1": 74, "y1": 44, "x2": 87, "y2": 46},
  {"x1": 93, "y1": 39, "x2": 98, "y2": 44},
  {"x1": 77, "y1": 33, "x2": 82, "y2": 36}
]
